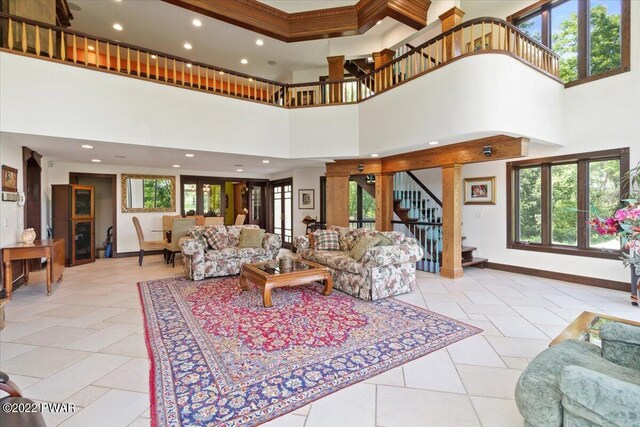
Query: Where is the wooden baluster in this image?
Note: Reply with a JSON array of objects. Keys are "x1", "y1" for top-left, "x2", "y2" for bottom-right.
[
  {"x1": 96, "y1": 40, "x2": 101, "y2": 67},
  {"x1": 181, "y1": 61, "x2": 184, "y2": 85},
  {"x1": 106, "y1": 43, "x2": 111, "y2": 70},
  {"x1": 155, "y1": 55, "x2": 159, "y2": 80},
  {"x1": 126, "y1": 48, "x2": 131, "y2": 74},
  {"x1": 116, "y1": 45, "x2": 121, "y2": 72},
  {"x1": 7, "y1": 19, "x2": 13, "y2": 50},
  {"x1": 60, "y1": 32, "x2": 65, "y2": 61},
  {"x1": 72, "y1": 34, "x2": 77, "y2": 62},
  {"x1": 21, "y1": 22, "x2": 27, "y2": 53},
  {"x1": 173, "y1": 59, "x2": 176, "y2": 82},
  {"x1": 48, "y1": 28, "x2": 53, "y2": 58},
  {"x1": 35, "y1": 26, "x2": 40, "y2": 56},
  {"x1": 163, "y1": 56, "x2": 167, "y2": 82},
  {"x1": 145, "y1": 52, "x2": 149, "y2": 77},
  {"x1": 204, "y1": 67, "x2": 209, "y2": 90},
  {"x1": 189, "y1": 63, "x2": 193, "y2": 86},
  {"x1": 84, "y1": 38, "x2": 88, "y2": 65}
]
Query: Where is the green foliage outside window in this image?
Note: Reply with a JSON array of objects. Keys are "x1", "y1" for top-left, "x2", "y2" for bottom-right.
[
  {"x1": 551, "y1": 164, "x2": 578, "y2": 245},
  {"x1": 143, "y1": 179, "x2": 172, "y2": 209},
  {"x1": 518, "y1": 167, "x2": 542, "y2": 243},
  {"x1": 349, "y1": 180, "x2": 376, "y2": 223}
]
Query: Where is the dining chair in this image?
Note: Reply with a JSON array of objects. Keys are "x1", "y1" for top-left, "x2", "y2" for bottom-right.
[
  {"x1": 132, "y1": 216, "x2": 165, "y2": 266},
  {"x1": 164, "y1": 218, "x2": 196, "y2": 267},
  {"x1": 186, "y1": 215, "x2": 205, "y2": 226},
  {"x1": 162, "y1": 215, "x2": 181, "y2": 235},
  {"x1": 204, "y1": 216, "x2": 224, "y2": 226},
  {"x1": 235, "y1": 214, "x2": 246, "y2": 225}
]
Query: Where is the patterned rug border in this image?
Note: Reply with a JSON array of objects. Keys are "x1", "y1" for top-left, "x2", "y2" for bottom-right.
[{"x1": 138, "y1": 277, "x2": 483, "y2": 427}]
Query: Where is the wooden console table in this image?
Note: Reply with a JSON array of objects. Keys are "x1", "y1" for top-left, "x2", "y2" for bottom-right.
[{"x1": 2, "y1": 239, "x2": 65, "y2": 299}]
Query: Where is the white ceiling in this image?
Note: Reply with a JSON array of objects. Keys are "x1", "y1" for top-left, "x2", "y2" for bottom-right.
[
  {"x1": 67, "y1": 0, "x2": 407, "y2": 82},
  {"x1": 4, "y1": 133, "x2": 326, "y2": 175}
]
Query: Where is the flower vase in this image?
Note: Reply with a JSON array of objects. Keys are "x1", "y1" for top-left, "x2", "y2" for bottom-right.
[{"x1": 21, "y1": 228, "x2": 36, "y2": 245}]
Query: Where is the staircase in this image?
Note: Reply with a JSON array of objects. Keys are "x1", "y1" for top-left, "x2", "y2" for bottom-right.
[{"x1": 391, "y1": 171, "x2": 487, "y2": 273}]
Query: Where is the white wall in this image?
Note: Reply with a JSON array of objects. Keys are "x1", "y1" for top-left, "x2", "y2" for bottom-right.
[
  {"x1": 0, "y1": 139, "x2": 26, "y2": 247},
  {"x1": 410, "y1": 168, "x2": 443, "y2": 201},
  {"x1": 289, "y1": 105, "x2": 360, "y2": 158}
]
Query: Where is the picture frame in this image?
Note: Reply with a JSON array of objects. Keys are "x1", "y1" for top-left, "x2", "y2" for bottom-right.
[
  {"x1": 298, "y1": 189, "x2": 315, "y2": 210},
  {"x1": 2, "y1": 165, "x2": 18, "y2": 193},
  {"x1": 464, "y1": 176, "x2": 496, "y2": 205}
]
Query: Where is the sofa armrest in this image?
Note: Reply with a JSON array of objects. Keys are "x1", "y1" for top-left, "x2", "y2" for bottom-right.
[
  {"x1": 179, "y1": 236, "x2": 206, "y2": 256},
  {"x1": 560, "y1": 365, "x2": 640, "y2": 426},
  {"x1": 361, "y1": 240, "x2": 424, "y2": 268},
  {"x1": 262, "y1": 233, "x2": 283, "y2": 254},
  {"x1": 293, "y1": 235, "x2": 310, "y2": 252},
  {"x1": 600, "y1": 322, "x2": 640, "y2": 371}
]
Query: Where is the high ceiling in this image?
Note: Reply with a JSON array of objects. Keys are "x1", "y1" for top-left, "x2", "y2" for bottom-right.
[{"x1": 67, "y1": 0, "x2": 410, "y2": 82}]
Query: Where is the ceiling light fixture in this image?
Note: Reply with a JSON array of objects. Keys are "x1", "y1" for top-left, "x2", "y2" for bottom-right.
[
  {"x1": 428, "y1": 141, "x2": 440, "y2": 145},
  {"x1": 112, "y1": 23, "x2": 123, "y2": 31},
  {"x1": 376, "y1": 20, "x2": 382, "y2": 25},
  {"x1": 262, "y1": 160, "x2": 270, "y2": 164},
  {"x1": 173, "y1": 164, "x2": 181, "y2": 168},
  {"x1": 81, "y1": 144, "x2": 93, "y2": 149},
  {"x1": 88, "y1": 45, "x2": 95, "y2": 51},
  {"x1": 183, "y1": 42, "x2": 192, "y2": 50},
  {"x1": 185, "y1": 153, "x2": 195, "y2": 158},
  {"x1": 240, "y1": 58, "x2": 248, "y2": 65},
  {"x1": 370, "y1": 153, "x2": 379, "y2": 157},
  {"x1": 192, "y1": 19, "x2": 202, "y2": 27},
  {"x1": 219, "y1": 71, "x2": 224, "y2": 75},
  {"x1": 236, "y1": 168, "x2": 244, "y2": 172},
  {"x1": 186, "y1": 63, "x2": 192, "y2": 68},
  {"x1": 255, "y1": 39, "x2": 264, "y2": 46},
  {"x1": 151, "y1": 54, "x2": 157, "y2": 59},
  {"x1": 91, "y1": 159, "x2": 101, "y2": 163},
  {"x1": 248, "y1": 78, "x2": 253, "y2": 82}
]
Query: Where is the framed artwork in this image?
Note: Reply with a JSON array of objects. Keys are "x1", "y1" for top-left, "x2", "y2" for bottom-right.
[
  {"x1": 464, "y1": 176, "x2": 496, "y2": 205},
  {"x1": 298, "y1": 189, "x2": 315, "y2": 210},
  {"x1": 2, "y1": 165, "x2": 18, "y2": 192}
]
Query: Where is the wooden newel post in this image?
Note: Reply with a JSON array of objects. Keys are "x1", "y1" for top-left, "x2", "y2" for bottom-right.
[
  {"x1": 439, "y1": 7, "x2": 465, "y2": 61},
  {"x1": 325, "y1": 174, "x2": 350, "y2": 227},
  {"x1": 327, "y1": 55, "x2": 345, "y2": 103},
  {"x1": 440, "y1": 164, "x2": 463, "y2": 279},
  {"x1": 373, "y1": 48, "x2": 395, "y2": 91},
  {"x1": 375, "y1": 173, "x2": 394, "y2": 232}
]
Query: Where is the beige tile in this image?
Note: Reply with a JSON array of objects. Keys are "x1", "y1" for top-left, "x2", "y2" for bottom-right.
[
  {"x1": 403, "y1": 349, "x2": 466, "y2": 394},
  {"x1": 100, "y1": 334, "x2": 148, "y2": 358},
  {"x1": 5, "y1": 373, "x2": 41, "y2": 389},
  {"x1": 486, "y1": 336, "x2": 550, "y2": 359},
  {"x1": 460, "y1": 303, "x2": 518, "y2": 317},
  {"x1": 447, "y1": 335, "x2": 506, "y2": 368},
  {"x1": 457, "y1": 365, "x2": 523, "y2": 399},
  {"x1": 426, "y1": 301, "x2": 469, "y2": 320},
  {"x1": 501, "y1": 356, "x2": 531, "y2": 370},
  {"x1": 61, "y1": 307, "x2": 129, "y2": 329},
  {"x1": 14, "y1": 325, "x2": 96, "y2": 347},
  {"x1": 65, "y1": 385, "x2": 110, "y2": 407},
  {"x1": 128, "y1": 417, "x2": 151, "y2": 427},
  {"x1": 60, "y1": 389, "x2": 149, "y2": 427},
  {"x1": 105, "y1": 309, "x2": 144, "y2": 325},
  {"x1": 0, "y1": 316, "x2": 67, "y2": 341},
  {"x1": 65, "y1": 323, "x2": 141, "y2": 352},
  {"x1": 292, "y1": 404, "x2": 311, "y2": 416},
  {"x1": 1, "y1": 347, "x2": 91, "y2": 378},
  {"x1": 262, "y1": 413, "x2": 307, "y2": 427},
  {"x1": 0, "y1": 342, "x2": 38, "y2": 362},
  {"x1": 486, "y1": 315, "x2": 548, "y2": 339},
  {"x1": 306, "y1": 383, "x2": 376, "y2": 427},
  {"x1": 511, "y1": 306, "x2": 568, "y2": 326},
  {"x1": 38, "y1": 304, "x2": 97, "y2": 319},
  {"x1": 471, "y1": 396, "x2": 524, "y2": 427},
  {"x1": 377, "y1": 386, "x2": 480, "y2": 427},
  {"x1": 94, "y1": 357, "x2": 150, "y2": 393},
  {"x1": 363, "y1": 366, "x2": 405, "y2": 386}
]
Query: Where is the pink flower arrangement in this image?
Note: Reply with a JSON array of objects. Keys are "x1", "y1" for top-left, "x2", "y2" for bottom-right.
[{"x1": 589, "y1": 200, "x2": 640, "y2": 273}]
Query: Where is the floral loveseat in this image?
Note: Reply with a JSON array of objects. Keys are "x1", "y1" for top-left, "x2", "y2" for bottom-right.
[
  {"x1": 293, "y1": 226, "x2": 423, "y2": 301},
  {"x1": 179, "y1": 225, "x2": 282, "y2": 280}
]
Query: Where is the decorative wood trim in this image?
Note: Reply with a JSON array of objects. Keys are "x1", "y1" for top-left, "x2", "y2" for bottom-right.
[
  {"x1": 485, "y1": 262, "x2": 629, "y2": 292},
  {"x1": 162, "y1": 0, "x2": 430, "y2": 42}
]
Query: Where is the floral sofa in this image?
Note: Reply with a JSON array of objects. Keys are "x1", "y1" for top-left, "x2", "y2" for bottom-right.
[
  {"x1": 179, "y1": 225, "x2": 282, "y2": 280},
  {"x1": 293, "y1": 226, "x2": 423, "y2": 301}
]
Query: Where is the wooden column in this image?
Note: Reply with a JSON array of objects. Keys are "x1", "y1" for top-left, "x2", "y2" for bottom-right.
[
  {"x1": 440, "y1": 164, "x2": 463, "y2": 279},
  {"x1": 327, "y1": 55, "x2": 345, "y2": 103},
  {"x1": 373, "y1": 48, "x2": 395, "y2": 91},
  {"x1": 375, "y1": 173, "x2": 394, "y2": 232},
  {"x1": 326, "y1": 175, "x2": 350, "y2": 227},
  {"x1": 439, "y1": 7, "x2": 465, "y2": 61}
]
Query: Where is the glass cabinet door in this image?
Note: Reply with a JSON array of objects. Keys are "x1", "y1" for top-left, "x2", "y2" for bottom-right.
[
  {"x1": 73, "y1": 220, "x2": 93, "y2": 263},
  {"x1": 73, "y1": 186, "x2": 93, "y2": 218}
]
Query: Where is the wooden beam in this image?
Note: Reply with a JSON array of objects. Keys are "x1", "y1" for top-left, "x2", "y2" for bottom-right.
[
  {"x1": 375, "y1": 173, "x2": 394, "y2": 231},
  {"x1": 163, "y1": 0, "x2": 430, "y2": 43},
  {"x1": 440, "y1": 164, "x2": 463, "y2": 279},
  {"x1": 326, "y1": 159, "x2": 382, "y2": 177},
  {"x1": 326, "y1": 175, "x2": 350, "y2": 227}
]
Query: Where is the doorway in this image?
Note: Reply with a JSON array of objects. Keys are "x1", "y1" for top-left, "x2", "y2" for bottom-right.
[
  {"x1": 23, "y1": 147, "x2": 42, "y2": 270},
  {"x1": 271, "y1": 178, "x2": 293, "y2": 249},
  {"x1": 70, "y1": 173, "x2": 117, "y2": 257}
]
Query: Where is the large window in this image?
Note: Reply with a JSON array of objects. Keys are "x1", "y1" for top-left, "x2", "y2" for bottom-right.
[
  {"x1": 507, "y1": 148, "x2": 629, "y2": 259},
  {"x1": 511, "y1": 0, "x2": 629, "y2": 85}
]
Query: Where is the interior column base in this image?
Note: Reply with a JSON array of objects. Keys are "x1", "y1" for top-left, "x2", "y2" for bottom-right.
[{"x1": 440, "y1": 267, "x2": 464, "y2": 279}]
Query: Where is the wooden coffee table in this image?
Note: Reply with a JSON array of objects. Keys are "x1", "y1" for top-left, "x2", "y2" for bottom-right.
[
  {"x1": 240, "y1": 259, "x2": 333, "y2": 308},
  {"x1": 550, "y1": 311, "x2": 640, "y2": 347}
]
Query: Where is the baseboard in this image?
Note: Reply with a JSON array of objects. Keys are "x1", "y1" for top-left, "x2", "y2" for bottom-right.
[
  {"x1": 115, "y1": 250, "x2": 165, "y2": 258},
  {"x1": 485, "y1": 262, "x2": 629, "y2": 292}
]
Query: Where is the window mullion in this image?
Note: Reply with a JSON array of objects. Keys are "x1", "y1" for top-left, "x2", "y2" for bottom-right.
[
  {"x1": 577, "y1": 0, "x2": 589, "y2": 78},
  {"x1": 541, "y1": 164, "x2": 551, "y2": 246},
  {"x1": 577, "y1": 160, "x2": 588, "y2": 249},
  {"x1": 541, "y1": 8, "x2": 550, "y2": 47}
]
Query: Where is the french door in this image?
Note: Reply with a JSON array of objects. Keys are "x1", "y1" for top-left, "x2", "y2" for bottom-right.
[
  {"x1": 271, "y1": 179, "x2": 293, "y2": 248},
  {"x1": 181, "y1": 177, "x2": 225, "y2": 217}
]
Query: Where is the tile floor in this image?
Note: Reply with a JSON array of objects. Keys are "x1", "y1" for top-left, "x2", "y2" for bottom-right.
[{"x1": 1, "y1": 255, "x2": 638, "y2": 427}]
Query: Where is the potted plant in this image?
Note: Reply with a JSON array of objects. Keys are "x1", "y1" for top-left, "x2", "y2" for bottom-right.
[{"x1": 589, "y1": 162, "x2": 640, "y2": 306}]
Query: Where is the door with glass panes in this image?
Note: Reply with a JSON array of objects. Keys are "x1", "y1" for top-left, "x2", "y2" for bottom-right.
[
  {"x1": 181, "y1": 178, "x2": 225, "y2": 217},
  {"x1": 271, "y1": 179, "x2": 293, "y2": 248}
]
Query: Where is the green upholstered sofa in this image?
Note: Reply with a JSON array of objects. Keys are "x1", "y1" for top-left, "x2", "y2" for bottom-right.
[{"x1": 515, "y1": 322, "x2": 640, "y2": 427}]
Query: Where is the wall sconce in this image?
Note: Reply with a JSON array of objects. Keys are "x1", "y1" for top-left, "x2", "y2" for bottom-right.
[
  {"x1": 358, "y1": 163, "x2": 365, "y2": 172},
  {"x1": 483, "y1": 145, "x2": 493, "y2": 157}
]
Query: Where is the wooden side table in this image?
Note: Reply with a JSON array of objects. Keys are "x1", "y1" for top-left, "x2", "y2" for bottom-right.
[{"x1": 2, "y1": 239, "x2": 65, "y2": 300}]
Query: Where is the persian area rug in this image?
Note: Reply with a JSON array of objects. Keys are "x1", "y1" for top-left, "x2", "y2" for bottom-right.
[{"x1": 138, "y1": 276, "x2": 482, "y2": 427}]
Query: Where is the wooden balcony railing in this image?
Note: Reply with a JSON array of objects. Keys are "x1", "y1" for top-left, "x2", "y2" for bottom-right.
[{"x1": 0, "y1": 13, "x2": 560, "y2": 109}]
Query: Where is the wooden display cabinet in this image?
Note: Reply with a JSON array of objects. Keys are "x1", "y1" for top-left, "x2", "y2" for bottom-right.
[{"x1": 52, "y1": 185, "x2": 95, "y2": 266}]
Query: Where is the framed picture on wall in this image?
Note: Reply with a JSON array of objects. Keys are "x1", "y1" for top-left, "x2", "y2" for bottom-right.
[
  {"x1": 298, "y1": 189, "x2": 315, "y2": 209},
  {"x1": 2, "y1": 165, "x2": 18, "y2": 192},
  {"x1": 464, "y1": 177, "x2": 496, "y2": 205}
]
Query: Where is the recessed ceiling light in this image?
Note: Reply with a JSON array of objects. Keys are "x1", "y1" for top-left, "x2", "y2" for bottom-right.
[
  {"x1": 219, "y1": 71, "x2": 224, "y2": 75},
  {"x1": 114, "y1": 155, "x2": 127, "y2": 158},
  {"x1": 185, "y1": 153, "x2": 195, "y2": 158},
  {"x1": 248, "y1": 78, "x2": 253, "y2": 82},
  {"x1": 255, "y1": 39, "x2": 264, "y2": 46},
  {"x1": 192, "y1": 19, "x2": 202, "y2": 27},
  {"x1": 262, "y1": 160, "x2": 270, "y2": 164},
  {"x1": 240, "y1": 58, "x2": 248, "y2": 65},
  {"x1": 236, "y1": 168, "x2": 244, "y2": 172},
  {"x1": 186, "y1": 63, "x2": 192, "y2": 68},
  {"x1": 376, "y1": 20, "x2": 382, "y2": 25},
  {"x1": 428, "y1": 141, "x2": 440, "y2": 145},
  {"x1": 151, "y1": 54, "x2": 157, "y2": 59},
  {"x1": 81, "y1": 144, "x2": 93, "y2": 149},
  {"x1": 88, "y1": 45, "x2": 95, "y2": 51},
  {"x1": 91, "y1": 159, "x2": 101, "y2": 163},
  {"x1": 112, "y1": 23, "x2": 123, "y2": 31},
  {"x1": 370, "y1": 153, "x2": 379, "y2": 157},
  {"x1": 367, "y1": 57, "x2": 373, "y2": 62},
  {"x1": 172, "y1": 164, "x2": 181, "y2": 168},
  {"x1": 183, "y1": 42, "x2": 192, "y2": 50}
]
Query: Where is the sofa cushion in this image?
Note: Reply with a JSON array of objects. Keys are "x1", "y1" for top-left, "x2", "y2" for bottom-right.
[
  {"x1": 330, "y1": 226, "x2": 359, "y2": 252},
  {"x1": 188, "y1": 226, "x2": 208, "y2": 246},
  {"x1": 203, "y1": 226, "x2": 229, "y2": 250},
  {"x1": 238, "y1": 228, "x2": 265, "y2": 248},
  {"x1": 304, "y1": 250, "x2": 363, "y2": 274},
  {"x1": 204, "y1": 247, "x2": 239, "y2": 261},
  {"x1": 350, "y1": 236, "x2": 381, "y2": 261},
  {"x1": 227, "y1": 225, "x2": 259, "y2": 246},
  {"x1": 314, "y1": 230, "x2": 340, "y2": 251},
  {"x1": 236, "y1": 247, "x2": 267, "y2": 259}
]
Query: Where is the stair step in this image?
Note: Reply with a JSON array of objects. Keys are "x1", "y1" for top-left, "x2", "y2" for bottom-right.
[
  {"x1": 461, "y1": 246, "x2": 477, "y2": 253},
  {"x1": 462, "y1": 257, "x2": 488, "y2": 268}
]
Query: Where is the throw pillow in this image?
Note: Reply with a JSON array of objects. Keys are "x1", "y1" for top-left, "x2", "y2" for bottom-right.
[
  {"x1": 238, "y1": 228, "x2": 265, "y2": 248},
  {"x1": 314, "y1": 229, "x2": 340, "y2": 251},
  {"x1": 203, "y1": 227, "x2": 228, "y2": 250},
  {"x1": 374, "y1": 233, "x2": 393, "y2": 247},
  {"x1": 349, "y1": 236, "x2": 381, "y2": 261}
]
